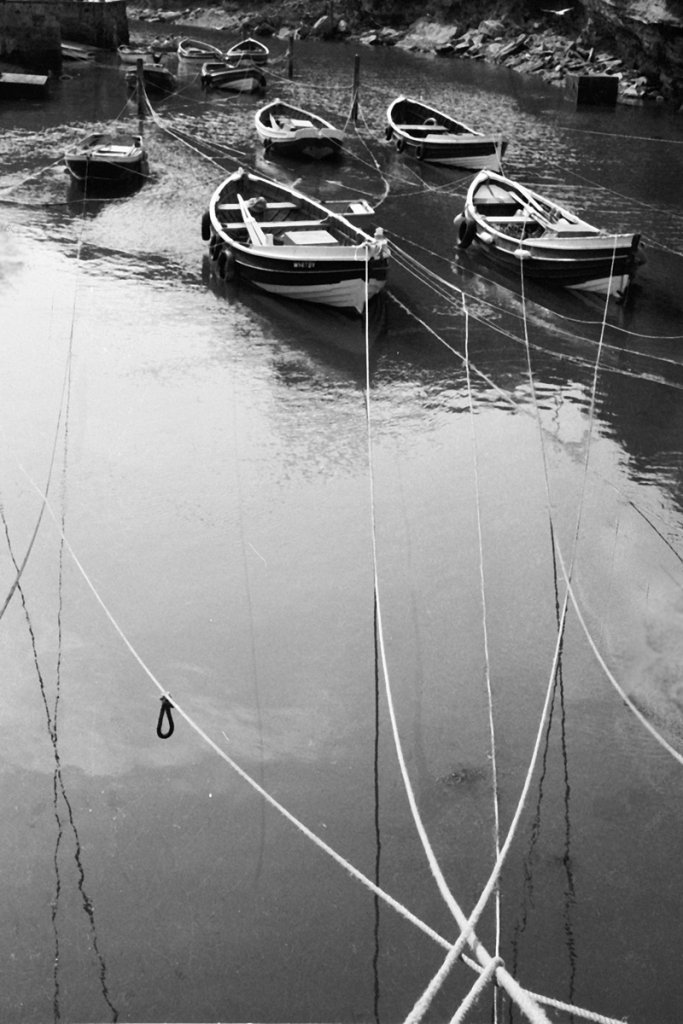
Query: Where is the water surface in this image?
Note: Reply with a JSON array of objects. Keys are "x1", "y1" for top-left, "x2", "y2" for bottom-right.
[{"x1": 1, "y1": 33, "x2": 683, "y2": 1024}]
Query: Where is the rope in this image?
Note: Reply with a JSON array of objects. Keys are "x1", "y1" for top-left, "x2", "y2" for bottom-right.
[
  {"x1": 450, "y1": 956, "x2": 503, "y2": 1024},
  {"x1": 404, "y1": 231, "x2": 619, "y2": 1024},
  {"x1": 10, "y1": 457, "x2": 481, "y2": 955},
  {"x1": 463, "y1": 293, "x2": 502, "y2": 1021},
  {"x1": 556, "y1": 541, "x2": 683, "y2": 765}
]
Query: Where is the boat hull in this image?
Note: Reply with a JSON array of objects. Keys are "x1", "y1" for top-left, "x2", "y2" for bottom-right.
[
  {"x1": 64, "y1": 156, "x2": 146, "y2": 184},
  {"x1": 256, "y1": 101, "x2": 344, "y2": 161},
  {"x1": 202, "y1": 66, "x2": 266, "y2": 93},
  {"x1": 118, "y1": 46, "x2": 155, "y2": 65},
  {"x1": 206, "y1": 169, "x2": 388, "y2": 315},
  {"x1": 218, "y1": 247, "x2": 387, "y2": 311},
  {"x1": 126, "y1": 65, "x2": 176, "y2": 95},
  {"x1": 177, "y1": 39, "x2": 223, "y2": 65},
  {"x1": 262, "y1": 133, "x2": 343, "y2": 160},
  {"x1": 464, "y1": 232, "x2": 638, "y2": 297},
  {"x1": 391, "y1": 133, "x2": 506, "y2": 169},
  {"x1": 455, "y1": 170, "x2": 644, "y2": 299},
  {"x1": 63, "y1": 134, "x2": 147, "y2": 186},
  {"x1": 387, "y1": 95, "x2": 507, "y2": 170},
  {"x1": 226, "y1": 39, "x2": 268, "y2": 65}
]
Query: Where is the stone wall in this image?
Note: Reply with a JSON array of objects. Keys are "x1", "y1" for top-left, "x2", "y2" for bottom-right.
[
  {"x1": 0, "y1": 1, "x2": 62, "y2": 70},
  {"x1": 57, "y1": 0, "x2": 129, "y2": 48},
  {"x1": 0, "y1": 0, "x2": 128, "y2": 70}
]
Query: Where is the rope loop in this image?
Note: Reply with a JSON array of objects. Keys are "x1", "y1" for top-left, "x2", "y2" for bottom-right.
[{"x1": 156, "y1": 695, "x2": 175, "y2": 739}]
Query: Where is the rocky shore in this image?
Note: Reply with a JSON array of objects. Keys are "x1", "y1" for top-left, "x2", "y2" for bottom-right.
[{"x1": 129, "y1": 0, "x2": 682, "y2": 108}]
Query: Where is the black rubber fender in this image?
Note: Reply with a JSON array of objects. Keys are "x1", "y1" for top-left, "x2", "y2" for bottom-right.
[
  {"x1": 217, "y1": 248, "x2": 236, "y2": 282},
  {"x1": 385, "y1": 125, "x2": 393, "y2": 141},
  {"x1": 416, "y1": 143, "x2": 426, "y2": 161},
  {"x1": 457, "y1": 216, "x2": 477, "y2": 250},
  {"x1": 201, "y1": 210, "x2": 211, "y2": 242},
  {"x1": 395, "y1": 136, "x2": 405, "y2": 153}
]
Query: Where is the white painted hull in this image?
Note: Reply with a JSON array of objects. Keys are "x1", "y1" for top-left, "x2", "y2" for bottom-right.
[{"x1": 255, "y1": 276, "x2": 386, "y2": 313}]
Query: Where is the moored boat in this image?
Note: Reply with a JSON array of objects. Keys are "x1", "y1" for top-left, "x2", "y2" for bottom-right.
[
  {"x1": 202, "y1": 167, "x2": 389, "y2": 315},
  {"x1": 177, "y1": 38, "x2": 224, "y2": 65},
  {"x1": 117, "y1": 43, "x2": 156, "y2": 65},
  {"x1": 225, "y1": 37, "x2": 269, "y2": 65},
  {"x1": 255, "y1": 98, "x2": 344, "y2": 160},
  {"x1": 454, "y1": 169, "x2": 645, "y2": 299},
  {"x1": 125, "y1": 61, "x2": 177, "y2": 96},
  {"x1": 200, "y1": 60, "x2": 266, "y2": 94},
  {"x1": 63, "y1": 132, "x2": 148, "y2": 186},
  {"x1": 386, "y1": 95, "x2": 507, "y2": 170}
]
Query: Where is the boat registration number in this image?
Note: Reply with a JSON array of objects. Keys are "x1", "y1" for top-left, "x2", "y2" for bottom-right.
[{"x1": 293, "y1": 261, "x2": 316, "y2": 268}]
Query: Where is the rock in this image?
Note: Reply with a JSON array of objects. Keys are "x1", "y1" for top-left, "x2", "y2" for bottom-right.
[
  {"x1": 397, "y1": 17, "x2": 459, "y2": 53},
  {"x1": 495, "y1": 33, "x2": 528, "y2": 60},
  {"x1": 477, "y1": 18, "x2": 506, "y2": 40}
]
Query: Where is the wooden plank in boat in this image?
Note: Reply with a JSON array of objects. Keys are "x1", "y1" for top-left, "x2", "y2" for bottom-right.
[
  {"x1": 217, "y1": 201, "x2": 297, "y2": 211},
  {"x1": 396, "y1": 123, "x2": 449, "y2": 131},
  {"x1": 281, "y1": 228, "x2": 337, "y2": 245},
  {"x1": 220, "y1": 218, "x2": 327, "y2": 231}
]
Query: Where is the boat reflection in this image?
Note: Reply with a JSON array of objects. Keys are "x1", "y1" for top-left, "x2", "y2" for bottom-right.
[{"x1": 202, "y1": 254, "x2": 388, "y2": 359}]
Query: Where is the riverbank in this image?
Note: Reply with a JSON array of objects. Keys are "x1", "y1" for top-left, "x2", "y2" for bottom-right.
[{"x1": 129, "y1": 0, "x2": 680, "y2": 106}]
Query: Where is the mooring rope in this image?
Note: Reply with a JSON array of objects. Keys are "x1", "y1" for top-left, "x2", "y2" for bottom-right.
[
  {"x1": 463, "y1": 293, "x2": 502, "y2": 1023},
  {"x1": 356, "y1": 258, "x2": 550, "y2": 1024}
]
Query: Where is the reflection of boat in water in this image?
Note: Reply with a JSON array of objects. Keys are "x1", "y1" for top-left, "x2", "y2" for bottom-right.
[
  {"x1": 455, "y1": 169, "x2": 645, "y2": 300},
  {"x1": 202, "y1": 254, "x2": 387, "y2": 357}
]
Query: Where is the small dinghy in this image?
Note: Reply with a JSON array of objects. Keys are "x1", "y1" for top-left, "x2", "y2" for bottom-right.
[
  {"x1": 454, "y1": 169, "x2": 645, "y2": 299},
  {"x1": 177, "y1": 38, "x2": 224, "y2": 65},
  {"x1": 125, "y1": 61, "x2": 177, "y2": 96},
  {"x1": 200, "y1": 60, "x2": 266, "y2": 94},
  {"x1": 117, "y1": 43, "x2": 156, "y2": 65},
  {"x1": 63, "y1": 132, "x2": 148, "y2": 186},
  {"x1": 225, "y1": 37, "x2": 269, "y2": 65},
  {"x1": 386, "y1": 95, "x2": 507, "y2": 170},
  {"x1": 255, "y1": 98, "x2": 344, "y2": 160},
  {"x1": 202, "y1": 166, "x2": 389, "y2": 315}
]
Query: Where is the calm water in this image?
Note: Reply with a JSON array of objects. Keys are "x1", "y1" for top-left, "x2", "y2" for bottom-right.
[{"x1": 1, "y1": 30, "x2": 683, "y2": 1024}]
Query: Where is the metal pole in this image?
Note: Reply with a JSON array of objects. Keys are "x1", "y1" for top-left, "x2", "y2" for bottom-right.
[
  {"x1": 136, "y1": 58, "x2": 145, "y2": 120},
  {"x1": 350, "y1": 53, "x2": 360, "y2": 123},
  {"x1": 287, "y1": 35, "x2": 294, "y2": 79}
]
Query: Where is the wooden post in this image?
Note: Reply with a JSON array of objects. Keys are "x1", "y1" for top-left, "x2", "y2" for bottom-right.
[
  {"x1": 136, "y1": 58, "x2": 145, "y2": 120},
  {"x1": 287, "y1": 35, "x2": 294, "y2": 78},
  {"x1": 350, "y1": 53, "x2": 360, "y2": 123}
]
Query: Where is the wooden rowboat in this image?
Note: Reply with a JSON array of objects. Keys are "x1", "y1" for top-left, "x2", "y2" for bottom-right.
[
  {"x1": 63, "y1": 131, "x2": 148, "y2": 186},
  {"x1": 386, "y1": 95, "x2": 507, "y2": 170},
  {"x1": 255, "y1": 99, "x2": 344, "y2": 160},
  {"x1": 125, "y1": 61, "x2": 177, "y2": 96},
  {"x1": 117, "y1": 43, "x2": 156, "y2": 65},
  {"x1": 200, "y1": 60, "x2": 266, "y2": 93},
  {"x1": 177, "y1": 38, "x2": 223, "y2": 65},
  {"x1": 225, "y1": 37, "x2": 269, "y2": 65},
  {"x1": 454, "y1": 169, "x2": 645, "y2": 299},
  {"x1": 202, "y1": 167, "x2": 388, "y2": 315}
]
